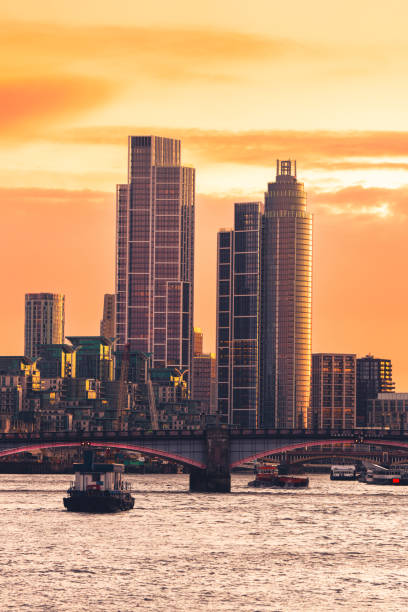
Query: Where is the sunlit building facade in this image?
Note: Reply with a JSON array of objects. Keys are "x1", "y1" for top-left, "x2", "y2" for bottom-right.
[
  {"x1": 311, "y1": 353, "x2": 356, "y2": 429},
  {"x1": 100, "y1": 294, "x2": 115, "y2": 340},
  {"x1": 115, "y1": 136, "x2": 195, "y2": 380},
  {"x1": 24, "y1": 293, "x2": 65, "y2": 360},
  {"x1": 193, "y1": 327, "x2": 204, "y2": 356},
  {"x1": 215, "y1": 162, "x2": 312, "y2": 428},
  {"x1": 260, "y1": 161, "x2": 312, "y2": 428}
]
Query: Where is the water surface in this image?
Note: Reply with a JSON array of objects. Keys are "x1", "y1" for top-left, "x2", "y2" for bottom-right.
[{"x1": 1, "y1": 474, "x2": 408, "y2": 611}]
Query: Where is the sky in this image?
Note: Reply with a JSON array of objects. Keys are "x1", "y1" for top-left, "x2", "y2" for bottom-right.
[{"x1": 1, "y1": 0, "x2": 408, "y2": 386}]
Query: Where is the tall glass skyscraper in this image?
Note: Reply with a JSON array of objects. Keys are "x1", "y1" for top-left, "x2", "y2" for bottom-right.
[
  {"x1": 115, "y1": 136, "x2": 195, "y2": 379},
  {"x1": 216, "y1": 203, "x2": 263, "y2": 426},
  {"x1": 24, "y1": 293, "x2": 65, "y2": 359},
  {"x1": 260, "y1": 160, "x2": 312, "y2": 428},
  {"x1": 215, "y1": 161, "x2": 312, "y2": 428}
]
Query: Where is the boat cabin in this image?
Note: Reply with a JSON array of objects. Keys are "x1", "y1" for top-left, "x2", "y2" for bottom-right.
[{"x1": 72, "y1": 451, "x2": 125, "y2": 493}]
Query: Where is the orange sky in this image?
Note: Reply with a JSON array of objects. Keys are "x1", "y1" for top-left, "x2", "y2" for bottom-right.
[{"x1": 1, "y1": 1, "x2": 408, "y2": 387}]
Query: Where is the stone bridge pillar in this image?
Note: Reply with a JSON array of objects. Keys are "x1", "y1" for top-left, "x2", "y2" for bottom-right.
[{"x1": 190, "y1": 425, "x2": 231, "y2": 493}]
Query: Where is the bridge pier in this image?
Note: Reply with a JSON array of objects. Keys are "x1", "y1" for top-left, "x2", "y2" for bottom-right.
[{"x1": 189, "y1": 425, "x2": 231, "y2": 493}]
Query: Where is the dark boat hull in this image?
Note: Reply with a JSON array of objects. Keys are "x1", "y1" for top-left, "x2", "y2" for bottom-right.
[
  {"x1": 248, "y1": 477, "x2": 309, "y2": 489},
  {"x1": 63, "y1": 492, "x2": 135, "y2": 513}
]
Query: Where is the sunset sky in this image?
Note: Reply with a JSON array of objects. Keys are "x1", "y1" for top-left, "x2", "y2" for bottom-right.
[{"x1": 2, "y1": 1, "x2": 408, "y2": 386}]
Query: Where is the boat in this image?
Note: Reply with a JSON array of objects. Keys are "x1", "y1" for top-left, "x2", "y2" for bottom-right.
[
  {"x1": 330, "y1": 465, "x2": 357, "y2": 481},
  {"x1": 360, "y1": 463, "x2": 408, "y2": 486},
  {"x1": 63, "y1": 450, "x2": 135, "y2": 512},
  {"x1": 248, "y1": 462, "x2": 309, "y2": 488}
]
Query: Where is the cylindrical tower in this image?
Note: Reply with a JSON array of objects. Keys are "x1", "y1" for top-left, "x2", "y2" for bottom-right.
[{"x1": 260, "y1": 160, "x2": 312, "y2": 429}]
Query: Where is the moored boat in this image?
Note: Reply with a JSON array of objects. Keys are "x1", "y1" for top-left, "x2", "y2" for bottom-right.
[
  {"x1": 330, "y1": 465, "x2": 356, "y2": 481},
  {"x1": 361, "y1": 463, "x2": 408, "y2": 486},
  {"x1": 63, "y1": 451, "x2": 135, "y2": 512},
  {"x1": 248, "y1": 462, "x2": 309, "y2": 488}
]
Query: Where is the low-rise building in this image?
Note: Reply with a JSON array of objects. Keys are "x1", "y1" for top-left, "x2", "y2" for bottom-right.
[
  {"x1": 368, "y1": 393, "x2": 408, "y2": 429},
  {"x1": 311, "y1": 353, "x2": 356, "y2": 429}
]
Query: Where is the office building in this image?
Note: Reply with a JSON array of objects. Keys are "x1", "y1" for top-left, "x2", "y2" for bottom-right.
[
  {"x1": 36, "y1": 344, "x2": 77, "y2": 379},
  {"x1": 193, "y1": 328, "x2": 203, "y2": 356},
  {"x1": 115, "y1": 136, "x2": 195, "y2": 383},
  {"x1": 192, "y1": 352, "x2": 216, "y2": 414},
  {"x1": 100, "y1": 294, "x2": 115, "y2": 339},
  {"x1": 24, "y1": 293, "x2": 65, "y2": 359},
  {"x1": 260, "y1": 160, "x2": 312, "y2": 429},
  {"x1": 311, "y1": 353, "x2": 356, "y2": 429},
  {"x1": 356, "y1": 355, "x2": 395, "y2": 426},
  {"x1": 215, "y1": 161, "x2": 312, "y2": 428},
  {"x1": 367, "y1": 392, "x2": 408, "y2": 429},
  {"x1": 66, "y1": 336, "x2": 114, "y2": 381},
  {"x1": 191, "y1": 328, "x2": 216, "y2": 413},
  {"x1": 216, "y1": 203, "x2": 263, "y2": 426}
]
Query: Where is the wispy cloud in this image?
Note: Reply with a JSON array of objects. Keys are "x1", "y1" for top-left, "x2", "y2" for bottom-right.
[
  {"x1": 47, "y1": 126, "x2": 408, "y2": 171},
  {"x1": 0, "y1": 76, "x2": 115, "y2": 137},
  {"x1": 310, "y1": 185, "x2": 408, "y2": 218},
  {"x1": 0, "y1": 21, "x2": 313, "y2": 82}
]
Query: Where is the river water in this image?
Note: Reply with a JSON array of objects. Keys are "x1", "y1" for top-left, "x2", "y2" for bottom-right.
[{"x1": 1, "y1": 473, "x2": 408, "y2": 611}]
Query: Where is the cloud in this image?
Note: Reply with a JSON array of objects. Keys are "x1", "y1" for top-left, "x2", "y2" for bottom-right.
[
  {"x1": 48, "y1": 126, "x2": 408, "y2": 171},
  {"x1": 0, "y1": 21, "x2": 313, "y2": 83},
  {"x1": 310, "y1": 185, "x2": 408, "y2": 218},
  {"x1": 0, "y1": 76, "x2": 115, "y2": 137}
]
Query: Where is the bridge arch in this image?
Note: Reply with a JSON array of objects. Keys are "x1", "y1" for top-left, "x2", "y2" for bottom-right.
[
  {"x1": 230, "y1": 439, "x2": 408, "y2": 468},
  {"x1": 0, "y1": 441, "x2": 206, "y2": 470}
]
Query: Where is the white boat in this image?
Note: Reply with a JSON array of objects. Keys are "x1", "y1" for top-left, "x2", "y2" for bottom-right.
[{"x1": 330, "y1": 465, "x2": 356, "y2": 481}]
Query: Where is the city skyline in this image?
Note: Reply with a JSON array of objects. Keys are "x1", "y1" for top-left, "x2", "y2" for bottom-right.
[{"x1": 2, "y1": 2, "x2": 408, "y2": 389}]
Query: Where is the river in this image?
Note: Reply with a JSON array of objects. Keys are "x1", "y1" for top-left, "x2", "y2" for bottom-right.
[{"x1": 1, "y1": 473, "x2": 408, "y2": 611}]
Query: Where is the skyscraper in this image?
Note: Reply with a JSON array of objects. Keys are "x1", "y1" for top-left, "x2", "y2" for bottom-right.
[
  {"x1": 215, "y1": 161, "x2": 312, "y2": 428},
  {"x1": 100, "y1": 294, "x2": 115, "y2": 339},
  {"x1": 216, "y1": 203, "x2": 263, "y2": 426},
  {"x1": 24, "y1": 293, "x2": 65, "y2": 359},
  {"x1": 115, "y1": 136, "x2": 195, "y2": 381},
  {"x1": 260, "y1": 161, "x2": 312, "y2": 429}
]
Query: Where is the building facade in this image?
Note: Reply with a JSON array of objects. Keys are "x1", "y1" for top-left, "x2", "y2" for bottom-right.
[
  {"x1": 115, "y1": 136, "x2": 195, "y2": 383},
  {"x1": 192, "y1": 353, "x2": 216, "y2": 414},
  {"x1": 367, "y1": 393, "x2": 408, "y2": 429},
  {"x1": 311, "y1": 353, "x2": 356, "y2": 429},
  {"x1": 36, "y1": 344, "x2": 77, "y2": 379},
  {"x1": 216, "y1": 203, "x2": 262, "y2": 426},
  {"x1": 193, "y1": 328, "x2": 203, "y2": 356},
  {"x1": 100, "y1": 294, "x2": 116, "y2": 339},
  {"x1": 215, "y1": 161, "x2": 312, "y2": 428},
  {"x1": 24, "y1": 293, "x2": 65, "y2": 359},
  {"x1": 66, "y1": 337, "x2": 114, "y2": 381},
  {"x1": 356, "y1": 355, "x2": 395, "y2": 426},
  {"x1": 260, "y1": 161, "x2": 312, "y2": 429}
]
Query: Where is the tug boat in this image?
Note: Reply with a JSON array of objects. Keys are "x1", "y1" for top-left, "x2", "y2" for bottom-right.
[
  {"x1": 248, "y1": 462, "x2": 309, "y2": 488},
  {"x1": 63, "y1": 450, "x2": 135, "y2": 512}
]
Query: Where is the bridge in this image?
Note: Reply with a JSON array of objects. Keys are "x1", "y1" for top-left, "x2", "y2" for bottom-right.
[{"x1": 2, "y1": 426, "x2": 408, "y2": 491}]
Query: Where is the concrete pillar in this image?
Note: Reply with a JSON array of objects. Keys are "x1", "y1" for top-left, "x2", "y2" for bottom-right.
[{"x1": 189, "y1": 425, "x2": 231, "y2": 493}]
